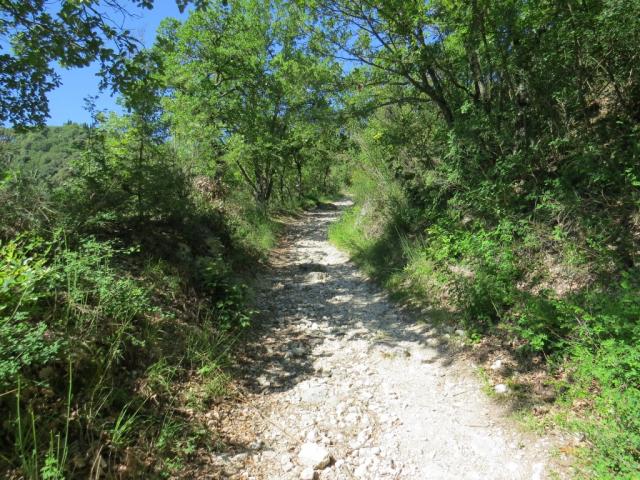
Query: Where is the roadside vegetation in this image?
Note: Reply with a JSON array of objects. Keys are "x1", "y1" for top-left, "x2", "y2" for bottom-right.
[
  {"x1": 325, "y1": 1, "x2": 640, "y2": 477},
  {"x1": 1, "y1": 1, "x2": 343, "y2": 477},
  {"x1": 1, "y1": 0, "x2": 639, "y2": 478}
]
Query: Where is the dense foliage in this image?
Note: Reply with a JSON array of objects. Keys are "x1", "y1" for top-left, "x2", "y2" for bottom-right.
[
  {"x1": 157, "y1": 3, "x2": 343, "y2": 205},
  {"x1": 1, "y1": 0, "x2": 639, "y2": 478},
  {"x1": 0, "y1": 1, "x2": 343, "y2": 477},
  {"x1": 0, "y1": 124, "x2": 87, "y2": 184},
  {"x1": 323, "y1": 0, "x2": 640, "y2": 477}
]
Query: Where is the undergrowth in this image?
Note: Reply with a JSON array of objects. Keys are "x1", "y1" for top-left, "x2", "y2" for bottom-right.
[
  {"x1": 0, "y1": 228, "x2": 247, "y2": 478},
  {"x1": 330, "y1": 168, "x2": 640, "y2": 479},
  {"x1": 0, "y1": 143, "x2": 336, "y2": 478}
]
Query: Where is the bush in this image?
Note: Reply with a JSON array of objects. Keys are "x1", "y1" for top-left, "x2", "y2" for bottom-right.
[
  {"x1": 0, "y1": 238, "x2": 58, "y2": 388},
  {"x1": 334, "y1": 157, "x2": 640, "y2": 476},
  {"x1": 568, "y1": 339, "x2": 640, "y2": 477}
]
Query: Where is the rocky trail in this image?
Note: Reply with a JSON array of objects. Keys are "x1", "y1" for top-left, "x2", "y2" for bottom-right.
[{"x1": 214, "y1": 200, "x2": 567, "y2": 480}]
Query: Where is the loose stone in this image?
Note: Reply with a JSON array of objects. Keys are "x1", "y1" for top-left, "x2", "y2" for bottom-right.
[
  {"x1": 300, "y1": 466, "x2": 316, "y2": 480},
  {"x1": 494, "y1": 383, "x2": 510, "y2": 394},
  {"x1": 298, "y1": 443, "x2": 331, "y2": 469}
]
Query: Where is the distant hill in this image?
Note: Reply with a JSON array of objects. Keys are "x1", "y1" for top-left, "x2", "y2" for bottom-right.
[{"x1": 0, "y1": 123, "x2": 89, "y2": 184}]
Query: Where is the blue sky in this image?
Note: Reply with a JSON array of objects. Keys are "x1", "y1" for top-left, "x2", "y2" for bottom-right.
[{"x1": 47, "y1": 2, "x2": 190, "y2": 126}]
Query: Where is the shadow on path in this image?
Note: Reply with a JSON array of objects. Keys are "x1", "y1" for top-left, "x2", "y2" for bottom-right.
[{"x1": 235, "y1": 201, "x2": 458, "y2": 395}]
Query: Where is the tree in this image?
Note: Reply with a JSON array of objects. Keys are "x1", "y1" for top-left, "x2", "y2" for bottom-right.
[
  {"x1": 160, "y1": 0, "x2": 342, "y2": 206},
  {"x1": 0, "y1": 0, "x2": 204, "y2": 127}
]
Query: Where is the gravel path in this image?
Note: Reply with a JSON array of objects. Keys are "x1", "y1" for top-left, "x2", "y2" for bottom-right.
[{"x1": 227, "y1": 199, "x2": 564, "y2": 480}]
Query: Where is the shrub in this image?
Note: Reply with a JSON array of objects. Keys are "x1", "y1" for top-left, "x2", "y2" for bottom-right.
[{"x1": 0, "y1": 238, "x2": 58, "y2": 388}]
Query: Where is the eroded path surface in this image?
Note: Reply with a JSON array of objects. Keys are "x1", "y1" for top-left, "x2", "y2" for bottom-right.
[{"x1": 226, "y1": 200, "x2": 562, "y2": 480}]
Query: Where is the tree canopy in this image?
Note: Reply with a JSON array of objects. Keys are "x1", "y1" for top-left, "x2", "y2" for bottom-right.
[
  {"x1": 0, "y1": 0, "x2": 208, "y2": 127},
  {"x1": 1, "y1": 0, "x2": 640, "y2": 477}
]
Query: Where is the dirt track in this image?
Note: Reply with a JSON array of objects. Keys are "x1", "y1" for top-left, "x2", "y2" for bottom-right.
[{"x1": 219, "y1": 199, "x2": 566, "y2": 480}]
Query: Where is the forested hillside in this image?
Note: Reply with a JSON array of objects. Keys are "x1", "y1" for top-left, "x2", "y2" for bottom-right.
[
  {"x1": 1, "y1": 0, "x2": 639, "y2": 478},
  {"x1": 0, "y1": 124, "x2": 87, "y2": 184}
]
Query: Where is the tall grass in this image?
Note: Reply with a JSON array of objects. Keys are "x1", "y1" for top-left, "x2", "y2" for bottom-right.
[{"x1": 332, "y1": 169, "x2": 640, "y2": 477}]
